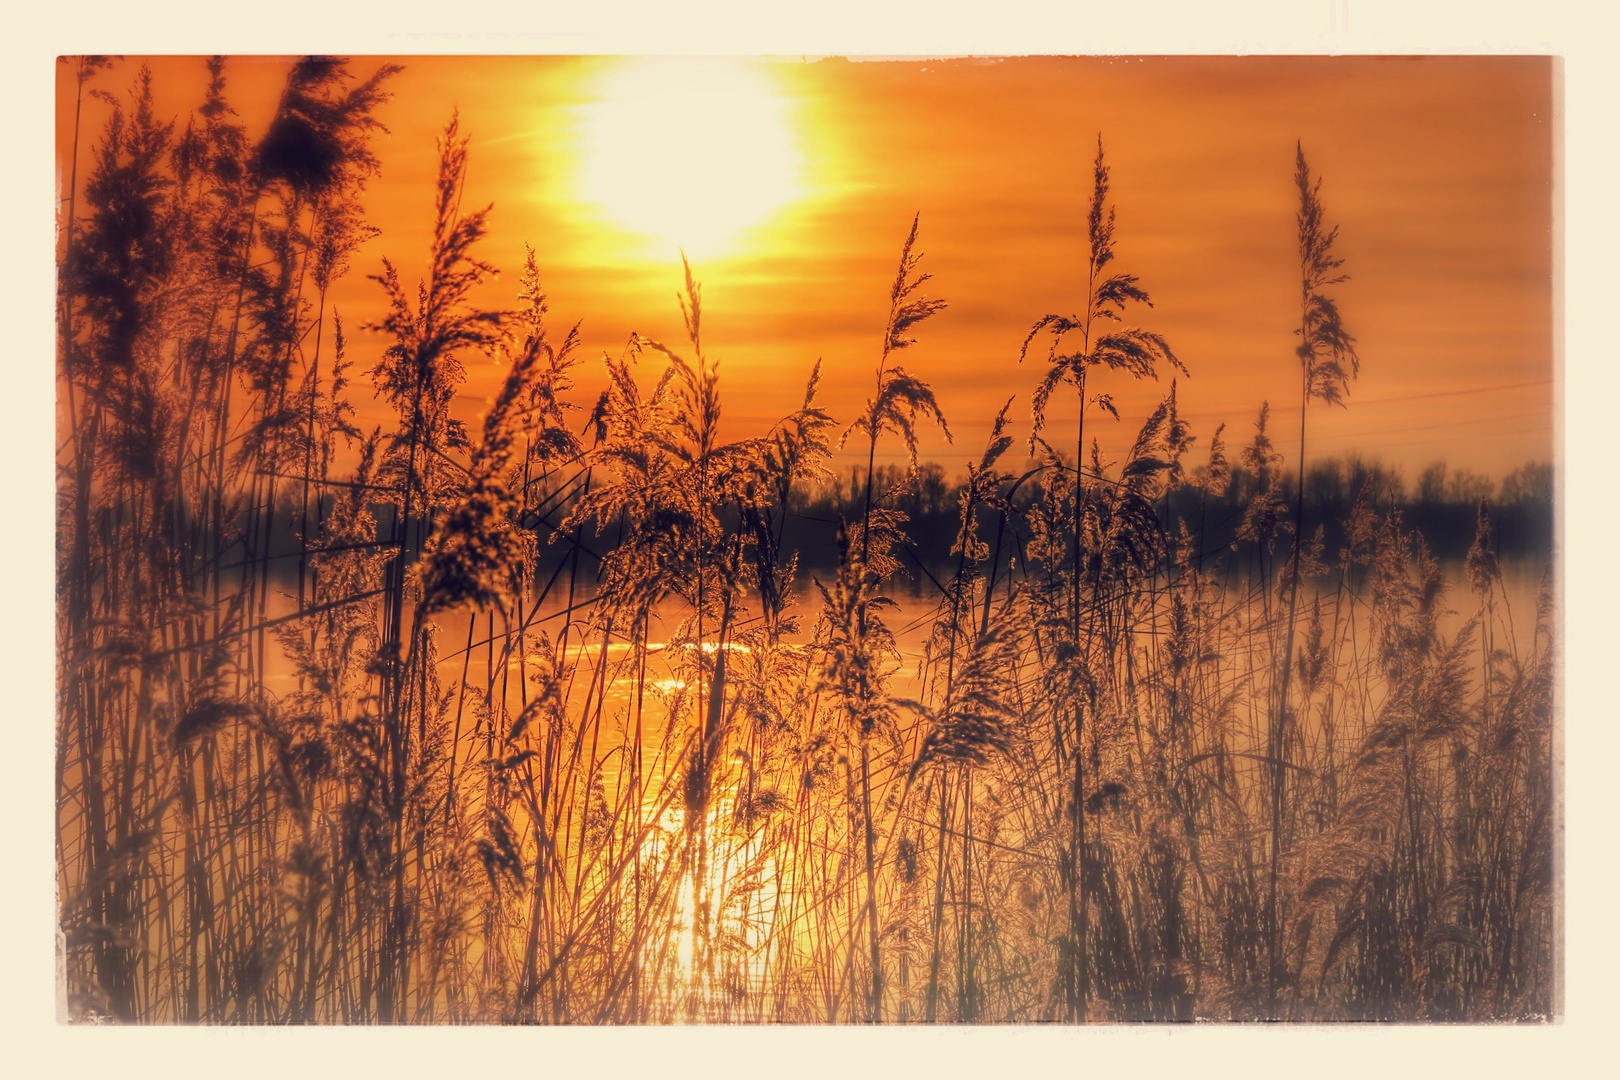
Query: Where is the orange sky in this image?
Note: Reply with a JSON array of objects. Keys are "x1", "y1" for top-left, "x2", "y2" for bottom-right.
[{"x1": 56, "y1": 54, "x2": 1555, "y2": 480}]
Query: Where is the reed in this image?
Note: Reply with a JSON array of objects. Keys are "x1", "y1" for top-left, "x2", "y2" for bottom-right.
[{"x1": 55, "y1": 58, "x2": 1557, "y2": 1024}]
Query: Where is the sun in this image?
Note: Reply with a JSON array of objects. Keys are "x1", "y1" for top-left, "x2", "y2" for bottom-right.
[{"x1": 574, "y1": 58, "x2": 807, "y2": 262}]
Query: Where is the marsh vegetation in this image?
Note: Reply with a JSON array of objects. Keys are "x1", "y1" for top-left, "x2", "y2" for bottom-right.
[{"x1": 56, "y1": 57, "x2": 1556, "y2": 1023}]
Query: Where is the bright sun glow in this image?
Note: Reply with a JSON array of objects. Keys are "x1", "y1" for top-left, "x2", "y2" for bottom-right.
[{"x1": 575, "y1": 59, "x2": 806, "y2": 261}]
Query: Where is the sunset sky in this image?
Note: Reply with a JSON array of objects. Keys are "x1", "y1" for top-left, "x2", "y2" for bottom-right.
[
  {"x1": 56, "y1": 53, "x2": 1555, "y2": 479},
  {"x1": 24, "y1": 0, "x2": 1620, "y2": 1061}
]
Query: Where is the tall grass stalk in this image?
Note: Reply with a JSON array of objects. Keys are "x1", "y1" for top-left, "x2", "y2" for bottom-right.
[{"x1": 55, "y1": 60, "x2": 1556, "y2": 1025}]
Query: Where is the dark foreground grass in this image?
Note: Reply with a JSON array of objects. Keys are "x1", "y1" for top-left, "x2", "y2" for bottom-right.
[{"x1": 55, "y1": 57, "x2": 1555, "y2": 1024}]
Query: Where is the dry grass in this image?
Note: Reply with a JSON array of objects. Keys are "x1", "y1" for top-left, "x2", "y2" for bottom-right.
[{"x1": 55, "y1": 58, "x2": 1556, "y2": 1024}]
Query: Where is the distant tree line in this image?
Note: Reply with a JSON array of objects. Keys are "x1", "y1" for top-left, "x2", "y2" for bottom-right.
[{"x1": 785, "y1": 455, "x2": 1553, "y2": 576}]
